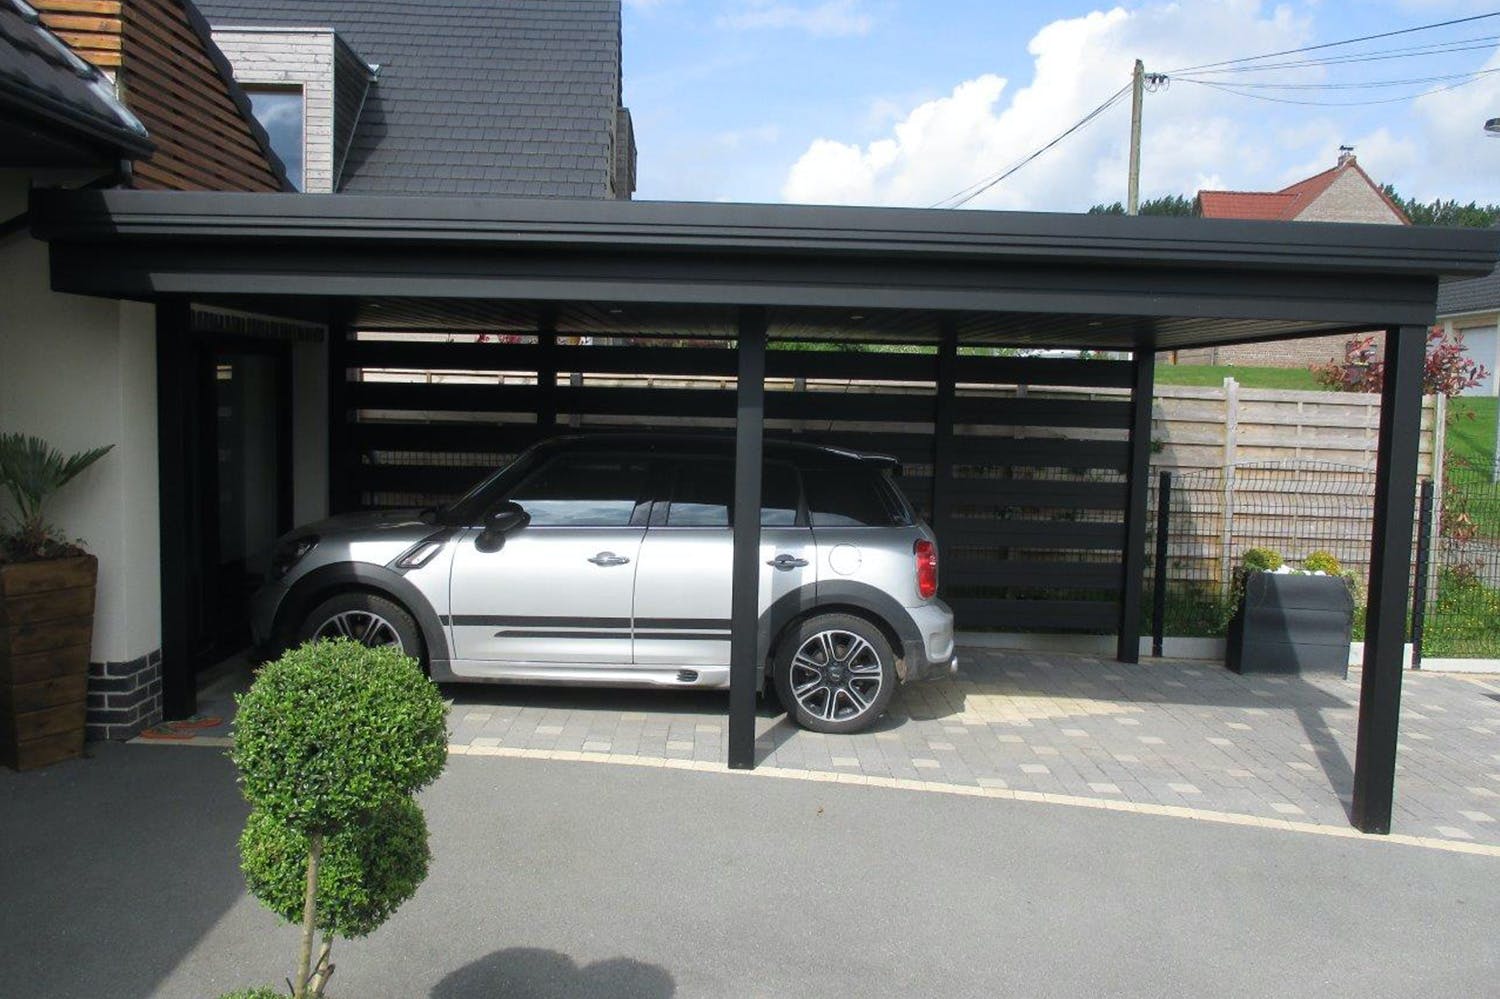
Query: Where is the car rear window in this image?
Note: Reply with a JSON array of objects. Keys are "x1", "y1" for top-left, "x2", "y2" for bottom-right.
[
  {"x1": 804, "y1": 466, "x2": 910, "y2": 527},
  {"x1": 664, "y1": 461, "x2": 800, "y2": 527}
]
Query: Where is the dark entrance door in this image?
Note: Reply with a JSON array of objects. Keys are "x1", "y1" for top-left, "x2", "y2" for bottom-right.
[{"x1": 191, "y1": 341, "x2": 293, "y2": 671}]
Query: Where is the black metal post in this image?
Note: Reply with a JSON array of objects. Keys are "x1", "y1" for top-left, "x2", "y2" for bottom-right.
[
  {"x1": 1116, "y1": 350, "x2": 1156, "y2": 663},
  {"x1": 536, "y1": 312, "x2": 558, "y2": 430},
  {"x1": 1351, "y1": 325, "x2": 1426, "y2": 834},
  {"x1": 156, "y1": 298, "x2": 196, "y2": 720},
  {"x1": 327, "y1": 309, "x2": 357, "y2": 514},
  {"x1": 1410, "y1": 478, "x2": 1435, "y2": 671},
  {"x1": 1152, "y1": 470, "x2": 1171, "y2": 658},
  {"x1": 727, "y1": 307, "x2": 767, "y2": 770},
  {"x1": 931, "y1": 320, "x2": 958, "y2": 549}
]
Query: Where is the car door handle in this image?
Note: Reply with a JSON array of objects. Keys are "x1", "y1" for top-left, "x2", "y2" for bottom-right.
[
  {"x1": 766, "y1": 554, "x2": 809, "y2": 570},
  {"x1": 587, "y1": 552, "x2": 631, "y2": 567}
]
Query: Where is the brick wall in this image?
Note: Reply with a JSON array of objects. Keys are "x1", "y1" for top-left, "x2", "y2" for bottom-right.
[
  {"x1": 1293, "y1": 170, "x2": 1404, "y2": 225},
  {"x1": 86, "y1": 649, "x2": 161, "y2": 740},
  {"x1": 211, "y1": 29, "x2": 338, "y2": 192},
  {"x1": 1188, "y1": 330, "x2": 1384, "y2": 369}
]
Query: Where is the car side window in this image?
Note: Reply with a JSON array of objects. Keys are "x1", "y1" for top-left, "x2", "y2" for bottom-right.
[
  {"x1": 804, "y1": 466, "x2": 906, "y2": 527},
  {"x1": 504, "y1": 454, "x2": 646, "y2": 527},
  {"x1": 663, "y1": 461, "x2": 800, "y2": 527}
]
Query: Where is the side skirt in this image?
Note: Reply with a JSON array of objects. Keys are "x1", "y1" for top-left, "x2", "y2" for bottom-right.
[{"x1": 432, "y1": 660, "x2": 732, "y2": 689}]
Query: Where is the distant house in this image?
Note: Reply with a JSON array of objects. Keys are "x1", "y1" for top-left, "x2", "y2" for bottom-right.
[
  {"x1": 1436, "y1": 263, "x2": 1499, "y2": 397},
  {"x1": 1180, "y1": 151, "x2": 1408, "y2": 369},
  {"x1": 194, "y1": 0, "x2": 636, "y2": 198}
]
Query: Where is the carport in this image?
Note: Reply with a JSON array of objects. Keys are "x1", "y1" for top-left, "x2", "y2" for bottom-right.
[{"x1": 28, "y1": 188, "x2": 1500, "y2": 833}]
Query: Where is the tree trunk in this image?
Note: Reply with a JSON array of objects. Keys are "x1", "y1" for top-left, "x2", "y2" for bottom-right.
[{"x1": 294, "y1": 833, "x2": 324, "y2": 999}]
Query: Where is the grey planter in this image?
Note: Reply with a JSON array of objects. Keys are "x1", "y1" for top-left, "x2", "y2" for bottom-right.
[{"x1": 1226, "y1": 571, "x2": 1353, "y2": 677}]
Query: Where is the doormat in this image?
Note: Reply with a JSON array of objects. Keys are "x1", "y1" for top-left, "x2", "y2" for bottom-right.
[{"x1": 139, "y1": 715, "x2": 225, "y2": 741}]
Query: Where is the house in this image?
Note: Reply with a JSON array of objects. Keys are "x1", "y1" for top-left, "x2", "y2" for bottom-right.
[
  {"x1": 3, "y1": 0, "x2": 286, "y2": 742},
  {"x1": 194, "y1": 0, "x2": 636, "y2": 198},
  {"x1": 1436, "y1": 262, "x2": 1499, "y2": 397},
  {"x1": 1181, "y1": 150, "x2": 1409, "y2": 369},
  {"x1": 3, "y1": 0, "x2": 637, "y2": 742}
]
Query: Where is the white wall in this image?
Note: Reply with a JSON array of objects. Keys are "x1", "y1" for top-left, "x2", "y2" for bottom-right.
[
  {"x1": 1443, "y1": 316, "x2": 1500, "y2": 398},
  {"x1": 0, "y1": 172, "x2": 161, "y2": 663}
]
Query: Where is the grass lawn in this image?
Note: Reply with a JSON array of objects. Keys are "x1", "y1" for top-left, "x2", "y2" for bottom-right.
[
  {"x1": 1154, "y1": 363, "x2": 1323, "y2": 390},
  {"x1": 1447, "y1": 396, "x2": 1497, "y2": 477}
]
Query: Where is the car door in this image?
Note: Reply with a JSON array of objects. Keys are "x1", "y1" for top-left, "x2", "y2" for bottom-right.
[
  {"x1": 447, "y1": 450, "x2": 647, "y2": 666},
  {"x1": 631, "y1": 458, "x2": 813, "y2": 672}
]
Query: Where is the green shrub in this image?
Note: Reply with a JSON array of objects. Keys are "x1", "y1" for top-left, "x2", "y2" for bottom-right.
[
  {"x1": 1302, "y1": 550, "x2": 1342, "y2": 575},
  {"x1": 232, "y1": 639, "x2": 447, "y2": 831},
  {"x1": 230, "y1": 639, "x2": 448, "y2": 998},
  {"x1": 241, "y1": 798, "x2": 430, "y2": 939},
  {"x1": 216, "y1": 990, "x2": 285, "y2": 999},
  {"x1": 1241, "y1": 547, "x2": 1283, "y2": 573}
]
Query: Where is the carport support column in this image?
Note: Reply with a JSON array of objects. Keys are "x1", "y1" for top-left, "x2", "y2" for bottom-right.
[
  {"x1": 1116, "y1": 350, "x2": 1154, "y2": 663},
  {"x1": 1351, "y1": 325, "x2": 1425, "y2": 834},
  {"x1": 728, "y1": 307, "x2": 767, "y2": 770}
]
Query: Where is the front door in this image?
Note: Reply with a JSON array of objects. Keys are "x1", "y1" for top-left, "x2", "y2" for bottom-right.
[{"x1": 446, "y1": 450, "x2": 648, "y2": 665}]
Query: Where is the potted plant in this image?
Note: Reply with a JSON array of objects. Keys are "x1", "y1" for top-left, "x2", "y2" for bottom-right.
[
  {"x1": 1226, "y1": 547, "x2": 1356, "y2": 677},
  {"x1": 0, "y1": 433, "x2": 113, "y2": 770}
]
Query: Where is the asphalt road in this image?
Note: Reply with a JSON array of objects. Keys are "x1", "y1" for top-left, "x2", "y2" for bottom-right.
[{"x1": 2, "y1": 743, "x2": 1496, "y2": 998}]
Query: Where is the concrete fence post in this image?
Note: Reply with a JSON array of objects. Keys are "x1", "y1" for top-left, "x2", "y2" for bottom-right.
[{"x1": 1219, "y1": 376, "x2": 1239, "y2": 598}]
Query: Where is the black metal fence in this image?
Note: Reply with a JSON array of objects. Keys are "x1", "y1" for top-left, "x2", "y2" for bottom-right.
[{"x1": 1148, "y1": 460, "x2": 1500, "y2": 661}]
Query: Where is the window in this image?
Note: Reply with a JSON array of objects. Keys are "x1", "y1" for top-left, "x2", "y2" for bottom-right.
[
  {"x1": 804, "y1": 467, "x2": 908, "y2": 527},
  {"x1": 505, "y1": 455, "x2": 646, "y2": 527},
  {"x1": 245, "y1": 87, "x2": 305, "y2": 190},
  {"x1": 664, "y1": 461, "x2": 799, "y2": 528}
]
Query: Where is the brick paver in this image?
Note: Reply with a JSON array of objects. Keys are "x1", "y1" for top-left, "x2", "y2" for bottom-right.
[{"x1": 440, "y1": 650, "x2": 1500, "y2": 844}]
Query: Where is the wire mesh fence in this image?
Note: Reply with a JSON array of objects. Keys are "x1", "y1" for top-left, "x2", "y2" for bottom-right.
[
  {"x1": 1426, "y1": 468, "x2": 1500, "y2": 659},
  {"x1": 1148, "y1": 459, "x2": 1500, "y2": 660}
]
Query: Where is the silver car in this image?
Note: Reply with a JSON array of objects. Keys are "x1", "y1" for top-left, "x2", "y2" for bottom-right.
[{"x1": 251, "y1": 435, "x2": 955, "y2": 733}]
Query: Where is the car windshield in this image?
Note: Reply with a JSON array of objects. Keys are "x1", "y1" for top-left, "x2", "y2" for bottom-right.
[{"x1": 439, "y1": 446, "x2": 547, "y2": 523}]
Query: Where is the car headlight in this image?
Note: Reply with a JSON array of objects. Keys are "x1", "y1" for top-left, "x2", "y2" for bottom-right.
[{"x1": 270, "y1": 535, "x2": 318, "y2": 581}]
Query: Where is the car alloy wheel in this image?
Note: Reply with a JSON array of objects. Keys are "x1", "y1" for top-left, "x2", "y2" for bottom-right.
[
  {"x1": 788, "y1": 628, "x2": 884, "y2": 723},
  {"x1": 313, "y1": 609, "x2": 406, "y2": 652}
]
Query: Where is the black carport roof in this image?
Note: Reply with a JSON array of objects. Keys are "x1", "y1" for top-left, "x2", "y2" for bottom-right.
[{"x1": 30, "y1": 189, "x2": 1500, "y2": 349}]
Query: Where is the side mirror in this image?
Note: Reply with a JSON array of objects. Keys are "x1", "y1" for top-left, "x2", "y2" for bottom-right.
[{"x1": 475, "y1": 501, "x2": 529, "y2": 553}]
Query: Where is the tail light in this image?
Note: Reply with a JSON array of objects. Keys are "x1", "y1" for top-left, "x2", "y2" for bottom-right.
[{"x1": 914, "y1": 538, "x2": 938, "y2": 599}]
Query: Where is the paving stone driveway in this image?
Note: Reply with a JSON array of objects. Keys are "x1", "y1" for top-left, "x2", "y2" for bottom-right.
[{"x1": 443, "y1": 650, "x2": 1500, "y2": 845}]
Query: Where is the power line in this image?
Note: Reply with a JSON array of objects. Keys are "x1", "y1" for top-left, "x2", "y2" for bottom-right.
[
  {"x1": 931, "y1": 83, "x2": 1131, "y2": 209},
  {"x1": 1165, "y1": 9, "x2": 1500, "y2": 75},
  {"x1": 1175, "y1": 67, "x2": 1500, "y2": 91},
  {"x1": 1175, "y1": 37, "x2": 1500, "y2": 76},
  {"x1": 1181, "y1": 73, "x2": 1493, "y2": 108}
]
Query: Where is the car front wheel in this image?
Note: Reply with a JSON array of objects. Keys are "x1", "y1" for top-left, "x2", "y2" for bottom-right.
[
  {"x1": 298, "y1": 592, "x2": 426, "y2": 668},
  {"x1": 775, "y1": 613, "x2": 896, "y2": 734}
]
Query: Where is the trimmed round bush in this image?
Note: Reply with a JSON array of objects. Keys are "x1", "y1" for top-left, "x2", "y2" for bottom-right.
[
  {"x1": 232, "y1": 639, "x2": 448, "y2": 831},
  {"x1": 1302, "y1": 550, "x2": 1343, "y2": 575},
  {"x1": 1241, "y1": 547, "x2": 1284, "y2": 573},
  {"x1": 241, "y1": 798, "x2": 431, "y2": 938}
]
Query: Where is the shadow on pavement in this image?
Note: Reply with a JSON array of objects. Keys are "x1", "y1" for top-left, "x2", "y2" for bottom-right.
[{"x1": 431, "y1": 947, "x2": 675, "y2": 998}]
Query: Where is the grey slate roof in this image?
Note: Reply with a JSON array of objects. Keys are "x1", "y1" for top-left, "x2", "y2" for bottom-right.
[
  {"x1": 1437, "y1": 265, "x2": 1500, "y2": 317},
  {"x1": 194, "y1": 0, "x2": 622, "y2": 197},
  {"x1": 0, "y1": 0, "x2": 152, "y2": 160}
]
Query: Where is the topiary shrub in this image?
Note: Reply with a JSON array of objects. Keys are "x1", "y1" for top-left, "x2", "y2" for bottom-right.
[
  {"x1": 1302, "y1": 550, "x2": 1342, "y2": 575},
  {"x1": 241, "y1": 798, "x2": 430, "y2": 938},
  {"x1": 231, "y1": 639, "x2": 447, "y2": 998}
]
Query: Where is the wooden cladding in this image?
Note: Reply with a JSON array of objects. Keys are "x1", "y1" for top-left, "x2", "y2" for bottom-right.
[
  {"x1": 120, "y1": 0, "x2": 283, "y2": 191},
  {"x1": 34, "y1": 0, "x2": 123, "y2": 67},
  {"x1": 34, "y1": 0, "x2": 285, "y2": 190},
  {"x1": 343, "y1": 337, "x2": 1138, "y2": 635}
]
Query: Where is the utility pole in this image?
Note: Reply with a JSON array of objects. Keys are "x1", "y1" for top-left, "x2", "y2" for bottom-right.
[{"x1": 1127, "y1": 58, "x2": 1144, "y2": 215}]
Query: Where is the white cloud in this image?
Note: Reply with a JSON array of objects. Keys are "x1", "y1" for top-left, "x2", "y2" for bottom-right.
[
  {"x1": 720, "y1": 0, "x2": 873, "y2": 38},
  {"x1": 781, "y1": 1, "x2": 1323, "y2": 210}
]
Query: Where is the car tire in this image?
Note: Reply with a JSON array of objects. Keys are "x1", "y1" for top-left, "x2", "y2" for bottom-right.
[
  {"x1": 298, "y1": 592, "x2": 426, "y2": 669},
  {"x1": 774, "y1": 613, "x2": 896, "y2": 734}
]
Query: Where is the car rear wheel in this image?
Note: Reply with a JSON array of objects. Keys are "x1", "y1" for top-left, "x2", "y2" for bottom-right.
[
  {"x1": 774, "y1": 613, "x2": 896, "y2": 734},
  {"x1": 298, "y1": 592, "x2": 426, "y2": 668}
]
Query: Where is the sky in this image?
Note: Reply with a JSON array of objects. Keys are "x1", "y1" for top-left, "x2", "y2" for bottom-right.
[{"x1": 621, "y1": 0, "x2": 1500, "y2": 211}]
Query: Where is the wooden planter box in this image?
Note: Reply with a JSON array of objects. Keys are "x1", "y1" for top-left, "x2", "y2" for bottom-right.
[
  {"x1": 1, "y1": 555, "x2": 97, "y2": 770},
  {"x1": 1226, "y1": 571, "x2": 1353, "y2": 677}
]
